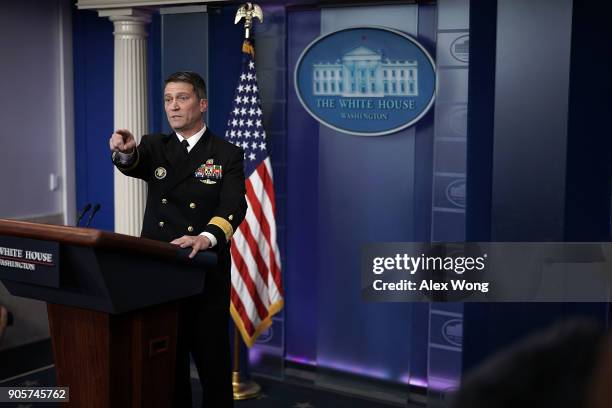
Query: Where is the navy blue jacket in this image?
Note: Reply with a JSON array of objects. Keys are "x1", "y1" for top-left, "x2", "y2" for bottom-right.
[{"x1": 114, "y1": 129, "x2": 247, "y2": 309}]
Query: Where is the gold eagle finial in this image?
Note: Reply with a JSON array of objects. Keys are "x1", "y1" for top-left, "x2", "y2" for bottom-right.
[{"x1": 234, "y1": 3, "x2": 263, "y2": 39}]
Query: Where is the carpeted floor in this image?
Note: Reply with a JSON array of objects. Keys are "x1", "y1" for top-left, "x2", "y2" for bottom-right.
[
  {"x1": 228, "y1": 378, "x2": 401, "y2": 408},
  {"x1": 0, "y1": 366, "x2": 404, "y2": 408}
]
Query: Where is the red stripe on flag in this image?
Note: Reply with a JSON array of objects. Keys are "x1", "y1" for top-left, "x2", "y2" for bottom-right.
[
  {"x1": 244, "y1": 177, "x2": 281, "y2": 292},
  {"x1": 257, "y1": 163, "x2": 276, "y2": 214},
  {"x1": 245, "y1": 173, "x2": 271, "y2": 244},
  {"x1": 245, "y1": 174, "x2": 274, "y2": 258},
  {"x1": 231, "y1": 228, "x2": 269, "y2": 320},
  {"x1": 239, "y1": 213, "x2": 270, "y2": 286},
  {"x1": 230, "y1": 285, "x2": 256, "y2": 336},
  {"x1": 251, "y1": 164, "x2": 283, "y2": 295},
  {"x1": 270, "y1": 251, "x2": 283, "y2": 297}
]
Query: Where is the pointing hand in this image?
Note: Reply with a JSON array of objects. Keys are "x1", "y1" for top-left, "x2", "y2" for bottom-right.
[{"x1": 109, "y1": 129, "x2": 136, "y2": 153}]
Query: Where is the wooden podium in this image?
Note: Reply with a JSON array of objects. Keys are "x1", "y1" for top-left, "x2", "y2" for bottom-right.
[{"x1": 0, "y1": 219, "x2": 216, "y2": 407}]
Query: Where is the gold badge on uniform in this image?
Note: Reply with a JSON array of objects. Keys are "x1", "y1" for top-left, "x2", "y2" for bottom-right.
[
  {"x1": 195, "y1": 159, "x2": 222, "y2": 185},
  {"x1": 155, "y1": 167, "x2": 167, "y2": 179}
]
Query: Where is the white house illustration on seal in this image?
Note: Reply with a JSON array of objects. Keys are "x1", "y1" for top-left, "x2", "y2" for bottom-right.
[{"x1": 312, "y1": 46, "x2": 418, "y2": 98}]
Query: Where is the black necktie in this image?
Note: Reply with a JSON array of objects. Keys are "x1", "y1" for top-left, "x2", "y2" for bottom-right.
[{"x1": 181, "y1": 139, "x2": 189, "y2": 154}]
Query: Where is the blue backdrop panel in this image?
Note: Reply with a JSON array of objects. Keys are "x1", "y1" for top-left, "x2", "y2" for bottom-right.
[
  {"x1": 208, "y1": 6, "x2": 244, "y2": 136},
  {"x1": 409, "y1": 4, "x2": 437, "y2": 386},
  {"x1": 250, "y1": 4, "x2": 288, "y2": 363},
  {"x1": 73, "y1": 10, "x2": 114, "y2": 231},
  {"x1": 311, "y1": 5, "x2": 420, "y2": 384},
  {"x1": 462, "y1": 0, "x2": 610, "y2": 375},
  {"x1": 563, "y1": 0, "x2": 612, "y2": 242},
  {"x1": 286, "y1": 8, "x2": 320, "y2": 366},
  {"x1": 316, "y1": 126, "x2": 415, "y2": 382},
  {"x1": 74, "y1": 10, "x2": 161, "y2": 231},
  {"x1": 161, "y1": 10, "x2": 210, "y2": 134}
]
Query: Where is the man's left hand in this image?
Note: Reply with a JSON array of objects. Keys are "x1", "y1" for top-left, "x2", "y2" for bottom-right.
[{"x1": 171, "y1": 235, "x2": 211, "y2": 259}]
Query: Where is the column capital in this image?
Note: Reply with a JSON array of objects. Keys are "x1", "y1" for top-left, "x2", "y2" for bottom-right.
[
  {"x1": 98, "y1": 7, "x2": 152, "y2": 23},
  {"x1": 99, "y1": 8, "x2": 152, "y2": 37}
]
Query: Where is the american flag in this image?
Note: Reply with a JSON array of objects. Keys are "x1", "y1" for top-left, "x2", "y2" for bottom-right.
[{"x1": 225, "y1": 40, "x2": 284, "y2": 347}]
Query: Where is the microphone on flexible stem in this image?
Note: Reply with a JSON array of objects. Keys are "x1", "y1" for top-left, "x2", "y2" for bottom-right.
[
  {"x1": 85, "y1": 204, "x2": 101, "y2": 228},
  {"x1": 76, "y1": 203, "x2": 92, "y2": 226}
]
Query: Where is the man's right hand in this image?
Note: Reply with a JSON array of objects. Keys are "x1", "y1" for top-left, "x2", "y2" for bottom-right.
[{"x1": 109, "y1": 129, "x2": 136, "y2": 153}]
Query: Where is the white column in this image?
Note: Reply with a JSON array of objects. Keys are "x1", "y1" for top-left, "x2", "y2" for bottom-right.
[{"x1": 99, "y1": 8, "x2": 151, "y2": 236}]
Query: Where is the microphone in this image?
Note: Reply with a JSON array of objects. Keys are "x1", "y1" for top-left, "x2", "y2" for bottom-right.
[
  {"x1": 85, "y1": 204, "x2": 101, "y2": 228},
  {"x1": 76, "y1": 203, "x2": 92, "y2": 226}
]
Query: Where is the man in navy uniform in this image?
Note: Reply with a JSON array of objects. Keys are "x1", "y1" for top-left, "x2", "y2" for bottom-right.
[{"x1": 109, "y1": 71, "x2": 246, "y2": 407}]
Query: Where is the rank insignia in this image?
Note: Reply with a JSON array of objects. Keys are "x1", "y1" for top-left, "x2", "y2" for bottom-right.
[{"x1": 154, "y1": 167, "x2": 167, "y2": 179}]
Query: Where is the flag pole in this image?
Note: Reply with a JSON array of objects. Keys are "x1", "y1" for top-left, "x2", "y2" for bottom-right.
[
  {"x1": 232, "y1": 2, "x2": 264, "y2": 401},
  {"x1": 232, "y1": 325, "x2": 261, "y2": 400}
]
